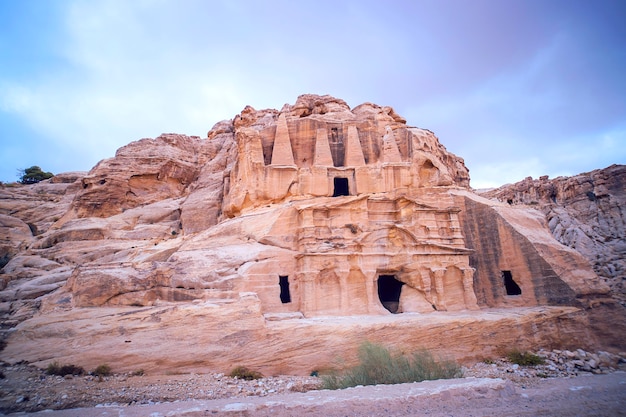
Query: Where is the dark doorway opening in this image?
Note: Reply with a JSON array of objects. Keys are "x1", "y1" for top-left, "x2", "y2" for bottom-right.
[
  {"x1": 333, "y1": 177, "x2": 349, "y2": 197},
  {"x1": 502, "y1": 270, "x2": 522, "y2": 296},
  {"x1": 279, "y1": 275, "x2": 291, "y2": 303},
  {"x1": 377, "y1": 275, "x2": 404, "y2": 313}
]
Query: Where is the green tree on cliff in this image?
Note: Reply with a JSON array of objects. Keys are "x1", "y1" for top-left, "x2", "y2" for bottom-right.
[{"x1": 18, "y1": 166, "x2": 54, "y2": 184}]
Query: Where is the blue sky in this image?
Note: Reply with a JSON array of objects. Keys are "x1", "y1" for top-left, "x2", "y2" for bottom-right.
[{"x1": 1, "y1": 0, "x2": 624, "y2": 188}]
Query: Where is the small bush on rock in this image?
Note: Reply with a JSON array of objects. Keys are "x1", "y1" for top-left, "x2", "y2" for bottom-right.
[
  {"x1": 507, "y1": 350, "x2": 545, "y2": 366},
  {"x1": 321, "y1": 342, "x2": 461, "y2": 390},
  {"x1": 229, "y1": 366, "x2": 263, "y2": 380},
  {"x1": 92, "y1": 364, "x2": 112, "y2": 377},
  {"x1": 46, "y1": 361, "x2": 85, "y2": 376}
]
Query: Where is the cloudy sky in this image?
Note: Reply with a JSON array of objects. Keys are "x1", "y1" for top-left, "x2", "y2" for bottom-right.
[{"x1": 1, "y1": 0, "x2": 624, "y2": 188}]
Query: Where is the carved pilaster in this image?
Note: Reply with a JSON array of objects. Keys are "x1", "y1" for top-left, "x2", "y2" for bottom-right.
[
  {"x1": 296, "y1": 272, "x2": 316, "y2": 314},
  {"x1": 420, "y1": 269, "x2": 433, "y2": 306},
  {"x1": 432, "y1": 268, "x2": 447, "y2": 311},
  {"x1": 361, "y1": 269, "x2": 379, "y2": 314},
  {"x1": 461, "y1": 267, "x2": 479, "y2": 310}
]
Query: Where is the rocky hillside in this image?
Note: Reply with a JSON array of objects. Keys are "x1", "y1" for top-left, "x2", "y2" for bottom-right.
[
  {"x1": 481, "y1": 165, "x2": 626, "y2": 306},
  {"x1": 0, "y1": 95, "x2": 624, "y2": 375}
]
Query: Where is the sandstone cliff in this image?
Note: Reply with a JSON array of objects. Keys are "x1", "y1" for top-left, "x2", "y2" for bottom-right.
[
  {"x1": 0, "y1": 95, "x2": 623, "y2": 375},
  {"x1": 481, "y1": 165, "x2": 626, "y2": 306}
]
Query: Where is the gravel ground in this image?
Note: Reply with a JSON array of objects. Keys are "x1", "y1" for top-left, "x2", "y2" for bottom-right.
[
  {"x1": 1, "y1": 349, "x2": 625, "y2": 416},
  {"x1": 0, "y1": 366, "x2": 321, "y2": 414}
]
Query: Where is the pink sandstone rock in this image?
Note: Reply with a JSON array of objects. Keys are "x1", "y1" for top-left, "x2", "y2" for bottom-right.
[
  {"x1": 481, "y1": 165, "x2": 626, "y2": 306},
  {"x1": 0, "y1": 94, "x2": 623, "y2": 375}
]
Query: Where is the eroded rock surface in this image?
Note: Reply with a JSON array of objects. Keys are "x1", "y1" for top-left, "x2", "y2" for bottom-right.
[
  {"x1": 0, "y1": 95, "x2": 624, "y2": 375},
  {"x1": 482, "y1": 165, "x2": 626, "y2": 306}
]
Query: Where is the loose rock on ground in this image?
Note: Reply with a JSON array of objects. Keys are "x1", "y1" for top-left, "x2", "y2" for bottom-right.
[{"x1": 1, "y1": 348, "x2": 624, "y2": 415}]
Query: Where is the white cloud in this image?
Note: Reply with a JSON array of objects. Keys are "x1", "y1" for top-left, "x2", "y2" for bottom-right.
[
  {"x1": 469, "y1": 157, "x2": 547, "y2": 189},
  {"x1": 1, "y1": 84, "x2": 33, "y2": 113},
  {"x1": 402, "y1": 28, "x2": 626, "y2": 187},
  {"x1": 1, "y1": 0, "x2": 624, "y2": 184},
  {"x1": 1, "y1": 1, "x2": 268, "y2": 170}
]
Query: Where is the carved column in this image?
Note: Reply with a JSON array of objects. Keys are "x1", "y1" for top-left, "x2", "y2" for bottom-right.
[
  {"x1": 419, "y1": 269, "x2": 433, "y2": 306},
  {"x1": 461, "y1": 267, "x2": 479, "y2": 310},
  {"x1": 296, "y1": 255, "x2": 317, "y2": 315},
  {"x1": 432, "y1": 268, "x2": 447, "y2": 311},
  {"x1": 338, "y1": 268, "x2": 350, "y2": 314},
  {"x1": 361, "y1": 269, "x2": 379, "y2": 314},
  {"x1": 296, "y1": 272, "x2": 315, "y2": 315}
]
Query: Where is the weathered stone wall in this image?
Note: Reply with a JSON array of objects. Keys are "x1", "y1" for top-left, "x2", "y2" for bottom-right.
[
  {"x1": 459, "y1": 195, "x2": 584, "y2": 307},
  {"x1": 482, "y1": 164, "x2": 626, "y2": 306},
  {"x1": 1, "y1": 95, "x2": 624, "y2": 374}
]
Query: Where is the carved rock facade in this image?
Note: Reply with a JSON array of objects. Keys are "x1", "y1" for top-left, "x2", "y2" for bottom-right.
[{"x1": 0, "y1": 95, "x2": 623, "y2": 374}]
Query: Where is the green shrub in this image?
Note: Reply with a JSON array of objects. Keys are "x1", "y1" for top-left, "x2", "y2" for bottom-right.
[
  {"x1": 46, "y1": 361, "x2": 85, "y2": 376},
  {"x1": 45, "y1": 361, "x2": 60, "y2": 375},
  {"x1": 92, "y1": 364, "x2": 112, "y2": 377},
  {"x1": 229, "y1": 366, "x2": 263, "y2": 380},
  {"x1": 18, "y1": 166, "x2": 54, "y2": 184},
  {"x1": 321, "y1": 342, "x2": 461, "y2": 390},
  {"x1": 507, "y1": 350, "x2": 545, "y2": 366}
]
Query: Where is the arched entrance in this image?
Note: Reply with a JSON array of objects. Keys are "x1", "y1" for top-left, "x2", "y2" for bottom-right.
[{"x1": 377, "y1": 275, "x2": 404, "y2": 313}]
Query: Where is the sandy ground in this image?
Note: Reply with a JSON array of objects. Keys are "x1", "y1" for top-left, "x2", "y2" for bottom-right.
[{"x1": 5, "y1": 371, "x2": 625, "y2": 416}]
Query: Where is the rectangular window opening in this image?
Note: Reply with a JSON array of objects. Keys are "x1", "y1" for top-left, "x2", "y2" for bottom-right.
[
  {"x1": 279, "y1": 275, "x2": 291, "y2": 303},
  {"x1": 502, "y1": 270, "x2": 522, "y2": 296},
  {"x1": 333, "y1": 177, "x2": 349, "y2": 197}
]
